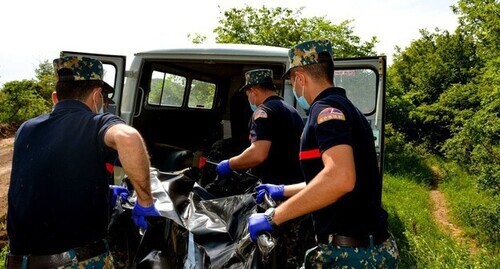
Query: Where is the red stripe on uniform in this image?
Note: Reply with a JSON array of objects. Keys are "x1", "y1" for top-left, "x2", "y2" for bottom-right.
[
  {"x1": 299, "y1": 149, "x2": 321, "y2": 160},
  {"x1": 105, "y1": 163, "x2": 114, "y2": 174}
]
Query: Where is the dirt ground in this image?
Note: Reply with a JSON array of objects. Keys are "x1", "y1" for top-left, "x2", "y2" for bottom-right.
[{"x1": 0, "y1": 137, "x2": 14, "y2": 247}]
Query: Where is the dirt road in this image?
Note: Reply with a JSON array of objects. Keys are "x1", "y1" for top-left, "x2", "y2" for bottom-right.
[{"x1": 0, "y1": 137, "x2": 14, "y2": 246}]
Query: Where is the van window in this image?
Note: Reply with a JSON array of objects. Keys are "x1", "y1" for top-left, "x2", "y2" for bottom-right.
[
  {"x1": 148, "y1": 71, "x2": 187, "y2": 107},
  {"x1": 334, "y1": 69, "x2": 377, "y2": 114},
  {"x1": 188, "y1": 79, "x2": 215, "y2": 109}
]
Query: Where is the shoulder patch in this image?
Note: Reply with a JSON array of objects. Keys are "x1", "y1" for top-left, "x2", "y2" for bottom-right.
[
  {"x1": 317, "y1": 107, "x2": 345, "y2": 124},
  {"x1": 253, "y1": 109, "x2": 268, "y2": 120}
]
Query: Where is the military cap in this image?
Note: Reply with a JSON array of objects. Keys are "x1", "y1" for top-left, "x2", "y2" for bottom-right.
[
  {"x1": 282, "y1": 40, "x2": 334, "y2": 79},
  {"x1": 53, "y1": 56, "x2": 114, "y2": 96},
  {"x1": 239, "y1": 69, "x2": 275, "y2": 92}
]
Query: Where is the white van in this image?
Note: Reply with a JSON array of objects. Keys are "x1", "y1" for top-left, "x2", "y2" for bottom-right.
[{"x1": 62, "y1": 44, "x2": 387, "y2": 175}]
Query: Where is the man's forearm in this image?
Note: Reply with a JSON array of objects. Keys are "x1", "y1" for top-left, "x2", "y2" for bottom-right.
[
  {"x1": 283, "y1": 182, "x2": 306, "y2": 197},
  {"x1": 230, "y1": 147, "x2": 262, "y2": 169},
  {"x1": 229, "y1": 141, "x2": 271, "y2": 170},
  {"x1": 273, "y1": 167, "x2": 354, "y2": 225},
  {"x1": 115, "y1": 130, "x2": 153, "y2": 206}
]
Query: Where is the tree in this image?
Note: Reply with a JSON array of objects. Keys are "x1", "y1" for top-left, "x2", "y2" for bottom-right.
[
  {"x1": 35, "y1": 60, "x2": 56, "y2": 102},
  {"x1": 207, "y1": 6, "x2": 378, "y2": 57},
  {"x1": 387, "y1": 28, "x2": 480, "y2": 152},
  {"x1": 387, "y1": 0, "x2": 499, "y2": 192},
  {"x1": 0, "y1": 80, "x2": 51, "y2": 124},
  {"x1": 453, "y1": 0, "x2": 500, "y2": 60}
]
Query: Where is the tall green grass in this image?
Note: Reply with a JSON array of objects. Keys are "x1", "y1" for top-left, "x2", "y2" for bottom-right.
[
  {"x1": 0, "y1": 244, "x2": 7, "y2": 268},
  {"x1": 383, "y1": 130, "x2": 499, "y2": 268},
  {"x1": 383, "y1": 174, "x2": 480, "y2": 268},
  {"x1": 429, "y1": 157, "x2": 499, "y2": 254}
]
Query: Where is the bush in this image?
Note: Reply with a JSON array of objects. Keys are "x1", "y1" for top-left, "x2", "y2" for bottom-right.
[
  {"x1": 384, "y1": 124, "x2": 435, "y2": 187},
  {"x1": 0, "y1": 80, "x2": 51, "y2": 125}
]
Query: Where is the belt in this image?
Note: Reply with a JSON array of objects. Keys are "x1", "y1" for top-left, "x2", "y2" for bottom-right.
[
  {"x1": 317, "y1": 230, "x2": 390, "y2": 247},
  {"x1": 6, "y1": 240, "x2": 109, "y2": 269}
]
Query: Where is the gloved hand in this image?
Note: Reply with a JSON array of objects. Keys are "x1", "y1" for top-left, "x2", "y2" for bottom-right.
[
  {"x1": 248, "y1": 213, "x2": 274, "y2": 242},
  {"x1": 132, "y1": 202, "x2": 161, "y2": 229},
  {"x1": 256, "y1": 184, "x2": 285, "y2": 203},
  {"x1": 216, "y1": 159, "x2": 232, "y2": 177},
  {"x1": 109, "y1": 185, "x2": 130, "y2": 206}
]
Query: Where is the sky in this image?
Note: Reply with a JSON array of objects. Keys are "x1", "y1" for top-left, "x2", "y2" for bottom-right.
[{"x1": 0, "y1": 0, "x2": 459, "y2": 86}]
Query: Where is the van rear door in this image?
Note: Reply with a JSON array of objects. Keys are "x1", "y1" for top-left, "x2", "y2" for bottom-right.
[{"x1": 60, "y1": 51, "x2": 126, "y2": 116}]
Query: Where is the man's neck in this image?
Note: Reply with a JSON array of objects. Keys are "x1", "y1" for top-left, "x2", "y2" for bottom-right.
[
  {"x1": 258, "y1": 91, "x2": 277, "y2": 105},
  {"x1": 308, "y1": 82, "x2": 334, "y2": 104}
]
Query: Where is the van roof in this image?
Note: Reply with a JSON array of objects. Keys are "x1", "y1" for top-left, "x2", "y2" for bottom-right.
[{"x1": 135, "y1": 43, "x2": 289, "y2": 58}]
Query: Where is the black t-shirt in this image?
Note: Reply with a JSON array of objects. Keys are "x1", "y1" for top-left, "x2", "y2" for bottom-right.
[
  {"x1": 7, "y1": 100, "x2": 125, "y2": 255},
  {"x1": 249, "y1": 96, "x2": 304, "y2": 184},
  {"x1": 299, "y1": 87, "x2": 388, "y2": 238}
]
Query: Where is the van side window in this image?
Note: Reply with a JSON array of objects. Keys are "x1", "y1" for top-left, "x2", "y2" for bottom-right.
[
  {"x1": 188, "y1": 79, "x2": 215, "y2": 109},
  {"x1": 148, "y1": 70, "x2": 186, "y2": 107}
]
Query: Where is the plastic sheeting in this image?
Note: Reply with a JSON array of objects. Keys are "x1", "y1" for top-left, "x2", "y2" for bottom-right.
[{"x1": 110, "y1": 168, "x2": 276, "y2": 269}]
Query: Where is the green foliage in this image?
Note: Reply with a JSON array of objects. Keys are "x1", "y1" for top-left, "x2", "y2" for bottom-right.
[
  {"x1": 187, "y1": 33, "x2": 207, "y2": 44},
  {"x1": 453, "y1": 0, "x2": 500, "y2": 59},
  {"x1": 35, "y1": 60, "x2": 56, "y2": 101},
  {"x1": 442, "y1": 60, "x2": 500, "y2": 193},
  {"x1": 384, "y1": 125, "x2": 435, "y2": 187},
  {"x1": 387, "y1": 0, "x2": 499, "y2": 194},
  {"x1": 212, "y1": 6, "x2": 377, "y2": 57},
  {"x1": 0, "y1": 80, "x2": 51, "y2": 124},
  {"x1": 388, "y1": 28, "x2": 480, "y2": 152},
  {"x1": 0, "y1": 244, "x2": 7, "y2": 267}
]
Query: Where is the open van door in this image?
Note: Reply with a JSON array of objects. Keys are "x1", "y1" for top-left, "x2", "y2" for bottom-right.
[
  {"x1": 60, "y1": 51, "x2": 126, "y2": 116},
  {"x1": 285, "y1": 56, "x2": 387, "y2": 173}
]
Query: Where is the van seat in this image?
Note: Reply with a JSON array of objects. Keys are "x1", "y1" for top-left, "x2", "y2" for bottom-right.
[{"x1": 152, "y1": 143, "x2": 194, "y2": 172}]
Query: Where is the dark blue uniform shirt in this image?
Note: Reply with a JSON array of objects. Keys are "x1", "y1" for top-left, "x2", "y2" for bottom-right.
[
  {"x1": 7, "y1": 100, "x2": 125, "y2": 255},
  {"x1": 299, "y1": 87, "x2": 388, "y2": 239},
  {"x1": 249, "y1": 96, "x2": 304, "y2": 184}
]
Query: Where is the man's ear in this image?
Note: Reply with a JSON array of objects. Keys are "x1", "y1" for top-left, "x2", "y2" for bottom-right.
[{"x1": 51, "y1": 91, "x2": 58, "y2": 105}]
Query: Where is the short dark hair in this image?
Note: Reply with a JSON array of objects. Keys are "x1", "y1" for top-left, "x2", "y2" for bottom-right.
[
  {"x1": 55, "y1": 80, "x2": 103, "y2": 101},
  {"x1": 251, "y1": 83, "x2": 276, "y2": 92},
  {"x1": 293, "y1": 62, "x2": 334, "y2": 84}
]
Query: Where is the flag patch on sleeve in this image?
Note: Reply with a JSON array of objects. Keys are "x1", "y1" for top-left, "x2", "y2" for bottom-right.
[
  {"x1": 253, "y1": 109, "x2": 268, "y2": 120},
  {"x1": 317, "y1": 107, "x2": 345, "y2": 124}
]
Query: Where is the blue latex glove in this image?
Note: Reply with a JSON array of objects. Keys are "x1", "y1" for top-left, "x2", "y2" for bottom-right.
[
  {"x1": 132, "y1": 202, "x2": 161, "y2": 229},
  {"x1": 216, "y1": 159, "x2": 232, "y2": 177},
  {"x1": 109, "y1": 185, "x2": 130, "y2": 206},
  {"x1": 248, "y1": 213, "x2": 274, "y2": 242},
  {"x1": 256, "y1": 184, "x2": 285, "y2": 203}
]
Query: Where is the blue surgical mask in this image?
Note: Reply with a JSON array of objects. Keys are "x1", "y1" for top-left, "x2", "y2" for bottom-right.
[
  {"x1": 248, "y1": 92, "x2": 257, "y2": 111},
  {"x1": 94, "y1": 91, "x2": 104, "y2": 114},
  {"x1": 292, "y1": 77, "x2": 310, "y2": 111}
]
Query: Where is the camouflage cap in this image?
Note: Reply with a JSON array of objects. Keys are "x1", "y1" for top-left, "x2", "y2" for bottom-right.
[
  {"x1": 53, "y1": 56, "x2": 114, "y2": 95},
  {"x1": 239, "y1": 69, "x2": 275, "y2": 92},
  {"x1": 282, "y1": 40, "x2": 333, "y2": 79}
]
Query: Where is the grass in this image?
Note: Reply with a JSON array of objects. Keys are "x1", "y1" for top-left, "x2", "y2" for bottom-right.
[
  {"x1": 0, "y1": 244, "x2": 7, "y2": 268},
  {"x1": 383, "y1": 153, "x2": 500, "y2": 268},
  {"x1": 431, "y1": 157, "x2": 499, "y2": 254},
  {"x1": 383, "y1": 174, "x2": 472, "y2": 268}
]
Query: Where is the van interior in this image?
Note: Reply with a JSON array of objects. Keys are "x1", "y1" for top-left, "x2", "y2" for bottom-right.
[{"x1": 131, "y1": 60, "x2": 286, "y2": 174}]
